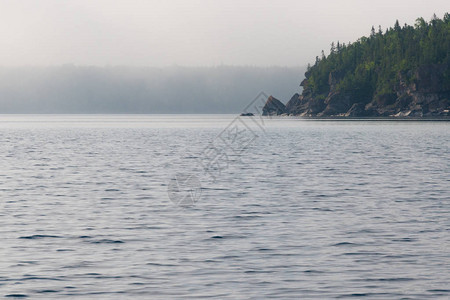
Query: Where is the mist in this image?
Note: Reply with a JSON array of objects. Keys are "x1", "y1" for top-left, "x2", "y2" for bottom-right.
[
  {"x1": 1, "y1": 1, "x2": 448, "y2": 67},
  {"x1": 0, "y1": 66, "x2": 303, "y2": 113},
  {"x1": 0, "y1": 1, "x2": 447, "y2": 113}
]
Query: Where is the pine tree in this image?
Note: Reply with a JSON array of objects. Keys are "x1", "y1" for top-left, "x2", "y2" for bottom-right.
[
  {"x1": 302, "y1": 15, "x2": 450, "y2": 100},
  {"x1": 330, "y1": 42, "x2": 336, "y2": 54}
]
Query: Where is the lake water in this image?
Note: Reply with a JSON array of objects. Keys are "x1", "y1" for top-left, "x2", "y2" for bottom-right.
[{"x1": 0, "y1": 115, "x2": 449, "y2": 299}]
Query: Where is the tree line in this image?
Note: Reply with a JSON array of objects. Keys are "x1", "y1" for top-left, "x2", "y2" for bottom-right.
[{"x1": 304, "y1": 13, "x2": 450, "y2": 100}]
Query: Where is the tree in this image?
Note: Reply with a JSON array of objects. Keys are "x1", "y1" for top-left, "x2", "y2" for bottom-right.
[
  {"x1": 302, "y1": 14, "x2": 449, "y2": 101},
  {"x1": 415, "y1": 17, "x2": 427, "y2": 29},
  {"x1": 444, "y1": 12, "x2": 450, "y2": 23},
  {"x1": 330, "y1": 42, "x2": 336, "y2": 54}
]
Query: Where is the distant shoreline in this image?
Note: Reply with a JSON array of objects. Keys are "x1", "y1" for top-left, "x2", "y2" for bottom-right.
[
  {"x1": 0, "y1": 113, "x2": 449, "y2": 120},
  {"x1": 248, "y1": 115, "x2": 450, "y2": 121}
]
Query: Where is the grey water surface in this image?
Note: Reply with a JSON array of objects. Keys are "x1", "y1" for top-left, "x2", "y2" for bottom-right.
[{"x1": 0, "y1": 115, "x2": 448, "y2": 299}]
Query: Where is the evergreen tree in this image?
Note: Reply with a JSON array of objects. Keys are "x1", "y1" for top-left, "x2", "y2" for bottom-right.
[
  {"x1": 330, "y1": 42, "x2": 336, "y2": 54},
  {"x1": 303, "y1": 14, "x2": 450, "y2": 100}
]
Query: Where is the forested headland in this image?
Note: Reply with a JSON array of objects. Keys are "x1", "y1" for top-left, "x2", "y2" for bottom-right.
[{"x1": 263, "y1": 14, "x2": 450, "y2": 117}]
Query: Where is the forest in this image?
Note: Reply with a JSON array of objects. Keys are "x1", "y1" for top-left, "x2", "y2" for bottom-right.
[{"x1": 304, "y1": 13, "x2": 450, "y2": 101}]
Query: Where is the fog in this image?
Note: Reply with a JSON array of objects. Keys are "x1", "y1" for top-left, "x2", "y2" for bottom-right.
[
  {"x1": 0, "y1": 1, "x2": 447, "y2": 113},
  {"x1": 0, "y1": 1, "x2": 448, "y2": 67},
  {"x1": 0, "y1": 66, "x2": 303, "y2": 113}
]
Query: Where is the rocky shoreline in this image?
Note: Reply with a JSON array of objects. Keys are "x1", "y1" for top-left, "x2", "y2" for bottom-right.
[{"x1": 263, "y1": 63, "x2": 450, "y2": 118}]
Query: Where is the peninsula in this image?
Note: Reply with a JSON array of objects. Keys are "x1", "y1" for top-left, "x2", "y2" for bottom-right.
[{"x1": 263, "y1": 14, "x2": 450, "y2": 117}]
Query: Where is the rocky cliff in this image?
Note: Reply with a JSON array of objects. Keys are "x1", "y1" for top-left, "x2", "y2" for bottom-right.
[
  {"x1": 262, "y1": 95, "x2": 287, "y2": 116},
  {"x1": 263, "y1": 63, "x2": 450, "y2": 117}
]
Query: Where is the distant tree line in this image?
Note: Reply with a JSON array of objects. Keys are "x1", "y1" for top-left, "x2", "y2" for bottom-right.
[
  {"x1": 0, "y1": 66, "x2": 303, "y2": 113},
  {"x1": 304, "y1": 13, "x2": 450, "y2": 99}
]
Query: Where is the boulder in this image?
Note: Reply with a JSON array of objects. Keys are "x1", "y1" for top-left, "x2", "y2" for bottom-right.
[{"x1": 262, "y1": 95, "x2": 287, "y2": 116}]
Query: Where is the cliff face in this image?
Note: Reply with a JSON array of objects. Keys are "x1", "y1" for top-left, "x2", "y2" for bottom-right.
[
  {"x1": 369, "y1": 64, "x2": 450, "y2": 117},
  {"x1": 263, "y1": 63, "x2": 450, "y2": 117}
]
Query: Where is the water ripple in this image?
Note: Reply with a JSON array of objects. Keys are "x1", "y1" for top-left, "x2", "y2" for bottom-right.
[{"x1": 0, "y1": 116, "x2": 449, "y2": 299}]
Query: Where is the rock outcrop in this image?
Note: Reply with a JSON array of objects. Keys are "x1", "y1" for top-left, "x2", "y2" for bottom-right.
[
  {"x1": 262, "y1": 95, "x2": 286, "y2": 116},
  {"x1": 285, "y1": 93, "x2": 301, "y2": 112},
  {"x1": 262, "y1": 63, "x2": 450, "y2": 117},
  {"x1": 365, "y1": 64, "x2": 450, "y2": 117}
]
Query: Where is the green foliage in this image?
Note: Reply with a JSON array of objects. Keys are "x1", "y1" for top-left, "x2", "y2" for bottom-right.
[{"x1": 305, "y1": 14, "x2": 450, "y2": 99}]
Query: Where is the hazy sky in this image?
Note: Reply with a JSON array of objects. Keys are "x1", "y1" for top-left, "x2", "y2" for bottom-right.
[{"x1": 0, "y1": 0, "x2": 448, "y2": 67}]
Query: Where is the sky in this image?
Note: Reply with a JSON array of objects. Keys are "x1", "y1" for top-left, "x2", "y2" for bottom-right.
[{"x1": 0, "y1": 0, "x2": 448, "y2": 67}]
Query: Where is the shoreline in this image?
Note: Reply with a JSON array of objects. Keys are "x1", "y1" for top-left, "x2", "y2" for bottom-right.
[{"x1": 252, "y1": 115, "x2": 450, "y2": 121}]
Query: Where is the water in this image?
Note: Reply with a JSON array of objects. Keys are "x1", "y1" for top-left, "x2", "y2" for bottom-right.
[{"x1": 0, "y1": 115, "x2": 449, "y2": 299}]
